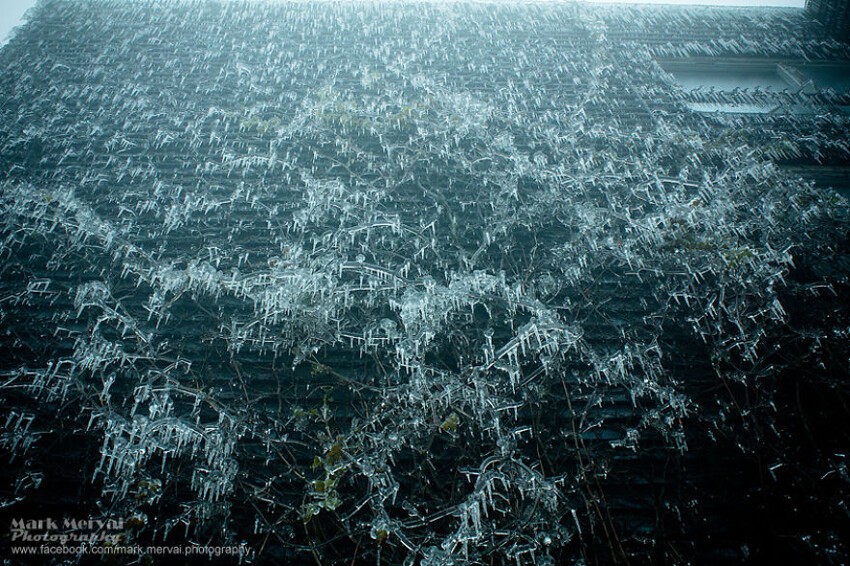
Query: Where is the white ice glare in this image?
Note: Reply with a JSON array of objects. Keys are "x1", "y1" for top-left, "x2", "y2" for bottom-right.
[
  {"x1": 0, "y1": 0, "x2": 808, "y2": 46},
  {"x1": 0, "y1": 0, "x2": 809, "y2": 50}
]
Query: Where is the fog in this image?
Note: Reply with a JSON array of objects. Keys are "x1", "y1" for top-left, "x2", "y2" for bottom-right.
[{"x1": 0, "y1": 0, "x2": 38, "y2": 46}]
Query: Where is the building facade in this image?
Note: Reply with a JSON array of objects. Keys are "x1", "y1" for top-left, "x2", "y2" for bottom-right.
[
  {"x1": 807, "y1": 0, "x2": 850, "y2": 41},
  {"x1": 1, "y1": 1, "x2": 849, "y2": 563}
]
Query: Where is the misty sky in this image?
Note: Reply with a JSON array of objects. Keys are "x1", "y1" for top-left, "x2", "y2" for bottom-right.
[
  {"x1": 1, "y1": 0, "x2": 38, "y2": 46},
  {"x1": 0, "y1": 0, "x2": 806, "y2": 48}
]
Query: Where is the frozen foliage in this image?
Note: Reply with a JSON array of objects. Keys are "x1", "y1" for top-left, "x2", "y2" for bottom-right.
[{"x1": 1, "y1": 0, "x2": 850, "y2": 564}]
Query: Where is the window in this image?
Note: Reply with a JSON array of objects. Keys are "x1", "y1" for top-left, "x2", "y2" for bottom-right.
[
  {"x1": 660, "y1": 58, "x2": 850, "y2": 114},
  {"x1": 661, "y1": 59, "x2": 793, "y2": 92},
  {"x1": 582, "y1": 0, "x2": 804, "y2": 6},
  {"x1": 791, "y1": 62, "x2": 850, "y2": 93},
  {"x1": 782, "y1": 165, "x2": 850, "y2": 198}
]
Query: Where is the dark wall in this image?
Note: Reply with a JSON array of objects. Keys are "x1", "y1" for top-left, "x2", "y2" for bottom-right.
[{"x1": 807, "y1": 0, "x2": 850, "y2": 41}]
